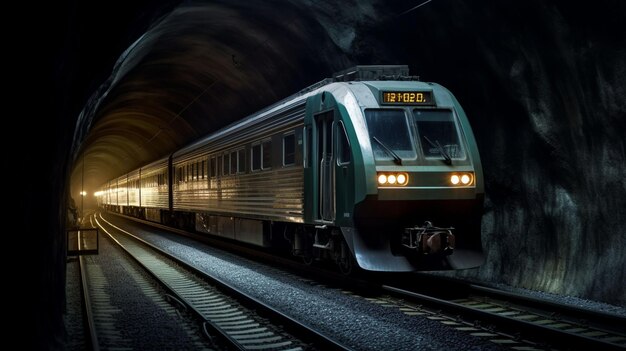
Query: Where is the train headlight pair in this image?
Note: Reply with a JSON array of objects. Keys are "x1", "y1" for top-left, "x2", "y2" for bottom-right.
[
  {"x1": 377, "y1": 172, "x2": 409, "y2": 186},
  {"x1": 450, "y1": 172, "x2": 473, "y2": 186}
]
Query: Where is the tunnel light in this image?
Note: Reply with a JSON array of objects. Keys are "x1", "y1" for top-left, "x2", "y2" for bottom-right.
[{"x1": 80, "y1": 191, "x2": 87, "y2": 196}]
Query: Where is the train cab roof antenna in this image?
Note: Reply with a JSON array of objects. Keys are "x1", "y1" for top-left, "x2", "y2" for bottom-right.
[
  {"x1": 299, "y1": 65, "x2": 420, "y2": 95},
  {"x1": 332, "y1": 65, "x2": 420, "y2": 82}
]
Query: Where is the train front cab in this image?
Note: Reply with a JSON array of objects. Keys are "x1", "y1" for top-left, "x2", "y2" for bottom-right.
[{"x1": 304, "y1": 82, "x2": 484, "y2": 272}]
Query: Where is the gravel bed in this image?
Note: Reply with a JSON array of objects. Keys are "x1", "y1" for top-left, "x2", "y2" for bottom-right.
[
  {"x1": 106, "y1": 214, "x2": 508, "y2": 351},
  {"x1": 64, "y1": 258, "x2": 85, "y2": 351},
  {"x1": 66, "y1": 220, "x2": 212, "y2": 350},
  {"x1": 98, "y1": 212, "x2": 626, "y2": 350}
]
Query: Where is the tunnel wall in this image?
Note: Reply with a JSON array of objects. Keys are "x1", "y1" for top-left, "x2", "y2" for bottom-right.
[{"x1": 347, "y1": 0, "x2": 626, "y2": 304}]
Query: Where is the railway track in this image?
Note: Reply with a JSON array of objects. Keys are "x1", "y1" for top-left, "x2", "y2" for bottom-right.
[
  {"x1": 377, "y1": 282, "x2": 626, "y2": 350},
  {"x1": 94, "y1": 212, "x2": 352, "y2": 351},
  {"x1": 77, "y1": 215, "x2": 210, "y2": 350},
  {"x1": 97, "y1": 211, "x2": 625, "y2": 350},
  {"x1": 77, "y1": 237, "x2": 99, "y2": 351}
]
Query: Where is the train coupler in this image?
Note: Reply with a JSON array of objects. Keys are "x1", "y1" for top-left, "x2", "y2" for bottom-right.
[{"x1": 403, "y1": 221, "x2": 455, "y2": 256}]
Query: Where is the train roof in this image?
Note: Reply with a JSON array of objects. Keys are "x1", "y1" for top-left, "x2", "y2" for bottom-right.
[
  {"x1": 173, "y1": 65, "x2": 429, "y2": 157},
  {"x1": 102, "y1": 65, "x2": 437, "y2": 182}
]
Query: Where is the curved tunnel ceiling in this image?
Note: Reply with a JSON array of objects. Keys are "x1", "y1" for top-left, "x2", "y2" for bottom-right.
[{"x1": 69, "y1": 1, "x2": 382, "y2": 197}]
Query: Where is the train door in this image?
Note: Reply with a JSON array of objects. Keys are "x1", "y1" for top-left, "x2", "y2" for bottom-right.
[{"x1": 316, "y1": 111, "x2": 335, "y2": 222}]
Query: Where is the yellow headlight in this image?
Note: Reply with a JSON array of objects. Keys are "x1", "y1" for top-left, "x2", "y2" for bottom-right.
[
  {"x1": 378, "y1": 174, "x2": 387, "y2": 185},
  {"x1": 388, "y1": 175, "x2": 397, "y2": 184},
  {"x1": 461, "y1": 174, "x2": 471, "y2": 185},
  {"x1": 450, "y1": 175, "x2": 460, "y2": 185},
  {"x1": 397, "y1": 173, "x2": 407, "y2": 185}
]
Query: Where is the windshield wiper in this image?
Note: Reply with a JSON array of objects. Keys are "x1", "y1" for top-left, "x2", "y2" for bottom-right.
[
  {"x1": 372, "y1": 136, "x2": 402, "y2": 165},
  {"x1": 423, "y1": 136, "x2": 452, "y2": 165}
]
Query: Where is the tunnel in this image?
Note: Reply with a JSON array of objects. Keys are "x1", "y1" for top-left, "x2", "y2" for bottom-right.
[{"x1": 19, "y1": 0, "x2": 626, "y2": 349}]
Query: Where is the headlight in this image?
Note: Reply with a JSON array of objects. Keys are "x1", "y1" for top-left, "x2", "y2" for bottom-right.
[
  {"x1": 388, "y1": 175, "x2": 397, "y2": 184},
  {"x1": 450, "y1": 175, "x2": 460, "y2": 185},
  {"x1": 377, "y1": 172, "x2": 409, "y2": 186},
  {"x1": 397, "y1": 173, "x2": 407, "y2": 185},
  {"x1": 378, "y1": 174, "x2": 387, "y2": 185},
  {"x1": 449, "y1": 172, "x2": 474, "y2": 186},
  {"x1": 461, "y1": 174, "x2": 471, "y2": 185}
]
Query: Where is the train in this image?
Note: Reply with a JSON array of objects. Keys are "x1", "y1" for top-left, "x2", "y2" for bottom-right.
[{"x1": 96, "y1": 65, "x2": 485, "y2": 273}]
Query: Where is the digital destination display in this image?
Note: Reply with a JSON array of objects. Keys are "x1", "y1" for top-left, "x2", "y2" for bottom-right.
[{"x1": 382, "y1": 91, "x2": 434, "y2": 105}]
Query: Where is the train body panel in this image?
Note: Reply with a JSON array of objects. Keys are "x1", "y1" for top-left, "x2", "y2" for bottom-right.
[
  {"x1": 139, "y1": 157, "x2": 169, "y2": 209},
  {"x1": 127, "y1": 169, "x2": 140, "y2": 207},
  {"x1": 96, "y1": 65, "x2": 485, "y2": 273},
  {"x1": 116, "y1": 174, "x2": 128, "y2": 208},
  {"x1": 171, "y1": 99, "x2": 308, "y2": 223}
]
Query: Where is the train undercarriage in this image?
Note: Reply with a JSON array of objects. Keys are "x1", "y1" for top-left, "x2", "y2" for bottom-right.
[{"x1": 102, "y1": 203, "x2": 482, "y2": 273}]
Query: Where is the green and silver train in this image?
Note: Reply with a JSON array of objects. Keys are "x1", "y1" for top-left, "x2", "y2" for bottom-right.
[{"x1": 98, "y1": 65, "x2": 484, "y2": 273}]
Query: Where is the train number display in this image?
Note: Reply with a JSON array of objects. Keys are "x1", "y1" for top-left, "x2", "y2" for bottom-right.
[{"x1": 382, "y1": 91, "x2": 434, "y2": 105}]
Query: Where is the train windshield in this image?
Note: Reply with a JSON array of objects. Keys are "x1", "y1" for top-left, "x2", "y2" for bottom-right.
[
  {"x1": 365, "y1": 109, "x2": 416, "y2": 162},
  {"x1": 413, "y1": 109, "x2": 466, "y2": 160}
]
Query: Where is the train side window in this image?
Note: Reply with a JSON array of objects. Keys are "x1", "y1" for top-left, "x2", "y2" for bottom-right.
[
  {"x1": 217, "y1": 155, "x2": 222, "y2": 177},
  {"x1": 210, "y1": 157, "x2": 216, "y2": 178},
  {"x1": 230, "y1": 151, "x2": 237, "y2": 174},
  {"x1": 283, "y1": 133, "x2": 295, "y2": 166},
  {"x1": 252, "y1": 143, "x2": 261, "y2": 171},
  {"x1": 223, "y1": 153, "x2": 230, "y2": 176},
  {"x1": 237, "y1": 149, "x2": 245, "y2": 173},
  {"x1": 262, "y1": 139, "x2": 272, "y2": 170},
  {"x1": 201, "y1": 160, "x2": 206, "y2": 179},
  {"x1": 337, "y1": 121, "x2": 351, "y2": 165}
]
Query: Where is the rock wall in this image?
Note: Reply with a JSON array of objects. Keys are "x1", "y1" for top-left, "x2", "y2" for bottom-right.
[{"x1": 346, "y1": 0, "x2": 626, "y2": 304}]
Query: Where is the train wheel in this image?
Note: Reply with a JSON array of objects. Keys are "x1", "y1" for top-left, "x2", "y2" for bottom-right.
[
  {"x1": 338, "y1": 255, "x2": 353, "y2": 275},
  {"x1": 302, "y1": 255, "x2": 314, "y2": 266}
]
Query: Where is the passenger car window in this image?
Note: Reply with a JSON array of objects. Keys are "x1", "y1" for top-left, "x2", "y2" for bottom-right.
[
  {"x1": 252, "y1": 144, "x2": 261, "y2": 171},
  {"x1": 283, "y1": 133, "x2": 295, "y2": 166},
  {"x1": 262, "y1": 140, "x2": 272, "y2": 169}
]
